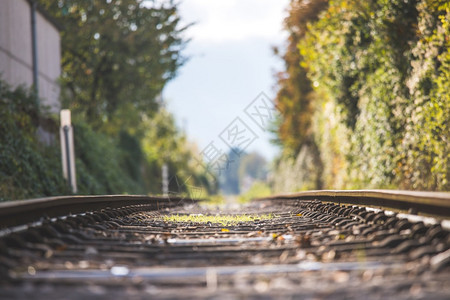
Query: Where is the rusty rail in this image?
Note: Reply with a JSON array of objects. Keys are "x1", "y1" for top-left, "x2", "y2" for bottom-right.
[
  {"x1": 0, "y1": 195, "x2": 197, "y2": 228},
  {"x1": 257, "y1": 190, "x2": 450, "y2": 217}
]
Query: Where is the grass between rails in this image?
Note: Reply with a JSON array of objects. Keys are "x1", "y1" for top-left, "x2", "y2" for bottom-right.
[{"x1": 163, "y1": 214, "x2": 274, "y2": 226}]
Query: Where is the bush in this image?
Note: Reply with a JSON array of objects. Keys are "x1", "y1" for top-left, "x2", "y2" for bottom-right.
[
  {"x1": 238, "y1": 181, "x2": 272, "y2": 203},
  {"x1": 73, "y1": 121, "x2": 145, "y2": 195},
  {"x1": 0, "y1": 79, "x2": 215, "y2": 200},
  {"x1": 0, "y1": 79, "x2": 144, "y2": 200},
  {"x1": 0, "y1": 81, "x2": 69, "y2": 201}
]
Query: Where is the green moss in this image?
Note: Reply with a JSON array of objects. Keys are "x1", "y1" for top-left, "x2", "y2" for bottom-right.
[{"x1": 163, "y1": 213, "x2": 274, "y2": 226}]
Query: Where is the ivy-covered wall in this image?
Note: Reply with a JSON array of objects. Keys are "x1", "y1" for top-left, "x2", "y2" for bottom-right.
[
  {"x1": 273, "y1": 0, "x2": 449, "y2": 192},
  {"x1": 0, "y1": 81, "x2": 68, "y2": 201}
]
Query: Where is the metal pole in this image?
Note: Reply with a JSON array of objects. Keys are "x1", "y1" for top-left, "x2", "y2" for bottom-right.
[
  {"x1": 30, "y1": 1, "x2": 39, "y2": 105},
  {"x1": 63, "y1": 125, "x2": 72, "y2": 191}
]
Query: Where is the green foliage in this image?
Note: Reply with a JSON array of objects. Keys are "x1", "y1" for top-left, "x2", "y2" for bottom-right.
[
  {"x1": 74, "y1": 111, "x2": 213, "y2": 196},
  {"x1": 272, "y1": 0, "x2": 328, "y2": 192},
  {"x1": 0, "y1": 81, "x2": 69, "y2": 201},
  {"x1": 400, "y1": 0, "x2": 450, "y2": 189},
  {"x1": 40, "y1": 0, "x2": 189, "y2": 127},
  {"x1": 1, "y1": 1, "x2": 215, "y2": 200},
  {"x1": 0, "y1": 79, "x2": 147, "y2": 199},
  {"x1": 141, "y1": 108, "x2": 216, "y2": 196},
  {"x1": 0, "y1": 79, "x2": 210, "y2": 200},
  {"x1": 274, "y1": 0, "x2": 328, "y2": 155},
  {"x1": 238, "y1": 181, "x2": 272, "y2": 204},
  {"x1": 73, "y1": 120, "x2": 144, "y2": 194},
  {"x1": 274, "y1": 0, "x2": 449, "y2": 191},
  {"x1": 42, "y1": 0, "x2": 213, "y2": 195},
  {"x1": 272, "y1": 143, "x2": 325, "y2": 193}
]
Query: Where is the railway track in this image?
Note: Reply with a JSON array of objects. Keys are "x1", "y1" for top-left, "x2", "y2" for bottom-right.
[{"x1": 0, "y1": 191, "x2": 449, "y2": 299}]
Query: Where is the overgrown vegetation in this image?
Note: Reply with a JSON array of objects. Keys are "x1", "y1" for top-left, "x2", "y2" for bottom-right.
[
  {"x1": 1, "y1": 0, "x2": 215, "y2": 201},
  {"x1": 0, "y1": 81, "x2": 68, "y2": 201},
  {"x1": 273, "y1": 0, "x2": 449, "y2": 192},
  {"x1": 0, "y1": 78, "x2": 213, "y2": 201}
]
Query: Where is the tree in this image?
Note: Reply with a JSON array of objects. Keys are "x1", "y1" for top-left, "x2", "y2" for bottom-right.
[
  {"x1": 37, "y1": 0, "x2": 215, "y2": 196},
  {"x1": 272, "y1": 0, "x2": 328, "y2": 191},
  {"x1": 274, "y1": 0, "x2": 328, "y2": 155},
  {"x1": 40, "y1": 0, "x2": 189, "y2": 128}
]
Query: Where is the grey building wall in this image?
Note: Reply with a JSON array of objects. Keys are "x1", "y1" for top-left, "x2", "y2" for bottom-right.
[{"x1": 0, "y1": 0, "x2": 61, "y2": 112}]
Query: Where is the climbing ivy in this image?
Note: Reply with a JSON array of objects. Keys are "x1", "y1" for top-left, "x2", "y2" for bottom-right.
[
  {"x1": 274, "y1": 0, "x2": 449, "y2": 191},
  {"x1": 0, "y1": 81, "x2": 68, "y2": 201}
]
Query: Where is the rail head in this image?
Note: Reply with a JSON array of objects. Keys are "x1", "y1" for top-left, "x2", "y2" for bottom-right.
[
  {"x1": 0, "y1": 195, "x2": 199, "y2": 228},
  {"x1": 256, "y1": 190, "x2": 450, "y2": 217}
]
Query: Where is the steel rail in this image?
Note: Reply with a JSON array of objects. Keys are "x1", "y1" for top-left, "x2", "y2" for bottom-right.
[
  {"x1": 256, "y1": 190, "x2": 450, "y2": 217},
  {"x1": 0, "y1": 195, "x2": 197, "y2": 228}
]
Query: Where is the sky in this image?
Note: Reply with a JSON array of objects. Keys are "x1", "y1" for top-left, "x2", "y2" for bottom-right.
[{"x1": 164, "y1": 0, "x2": 290, "y2": 161}]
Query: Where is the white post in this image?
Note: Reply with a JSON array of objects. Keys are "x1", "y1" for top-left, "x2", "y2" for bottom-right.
[
  {"x1": 60, "y1": 110, "x2": 77, "y2": 193},
  {"x1": 162, "y1": 163, "x2": 168, "y2": 196}
]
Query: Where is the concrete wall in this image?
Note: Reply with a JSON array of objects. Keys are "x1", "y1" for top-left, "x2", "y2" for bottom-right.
[{"x1": 0, "y1": 0, "x2": 61, "y2": 112}]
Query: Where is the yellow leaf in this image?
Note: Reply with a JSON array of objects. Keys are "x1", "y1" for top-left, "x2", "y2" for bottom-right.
[{"x1": 221, "y1": 228, "x2": 229, "y2": 232}]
